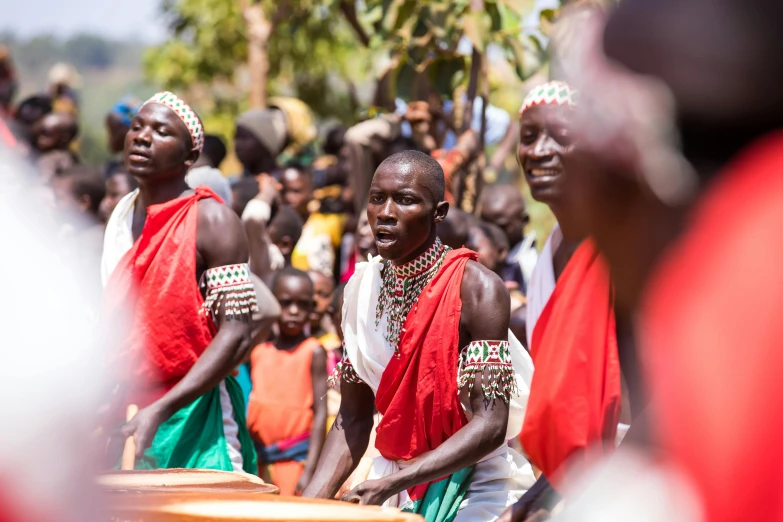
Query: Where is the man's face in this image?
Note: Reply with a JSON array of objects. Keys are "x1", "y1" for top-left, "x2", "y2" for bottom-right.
[
  {"x1": 281, "y1": 168, "x2": 312, "y2": 218},
  {"x1": 234, "y1": 125, "x2": 272, "y2": 173},
  {"x1": 366, "y1": 162, "x2": 441, "y2": 264},
  {"x1": 124, "y1": 103, "x2": 194, "y2": 180},
  {"x1": 308, "y1": 271, "x2": 334, "y2": 327},
  {"x1": 274, "y1": 275, "x2": 314, "y2": 338},
  {"x1": 479, "y1": 195, "x2": 527, "y2": 248},
  {"x1": 34, "y1": 114, "x2": 62, "y2": 152},
  {"x1": 468, "y1": 228, "x2": 500, "y2": 272},
  {"x1": 517, "y1": 104, "x2": 576, "y2": 208}
]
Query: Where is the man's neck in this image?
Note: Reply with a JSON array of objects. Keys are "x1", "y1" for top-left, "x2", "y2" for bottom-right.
[
  {"x1": 137, "y1": 175, "x2": 190, "y2": 209},
  {"x1": 390, "y1": 232, "x2": 438, "y2": 267}
]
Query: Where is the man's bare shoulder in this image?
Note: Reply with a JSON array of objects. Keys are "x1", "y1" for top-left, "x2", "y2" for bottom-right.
[
  {"x1": 460, "y1": 259, "x2": 511, "y2": 335},
  {"x1": 197, "y1": 198, "x2": 248, "y2": 266},
  {"x1": 461, "y1": 259, "x2": 509, "y2": 303}
]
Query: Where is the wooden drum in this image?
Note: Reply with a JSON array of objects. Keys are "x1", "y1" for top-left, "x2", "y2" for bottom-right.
[
  {"x1": 105, "y1": 490, "x2": 424, "y2": 522},
  {"x1": 97, "y1": 468, "x2": 280, "y2": 495}
]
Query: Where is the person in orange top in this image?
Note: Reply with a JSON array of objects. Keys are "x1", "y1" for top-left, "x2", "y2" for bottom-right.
[{"x1": 248, "y1": 267, "x2": 327, "y2": 496}]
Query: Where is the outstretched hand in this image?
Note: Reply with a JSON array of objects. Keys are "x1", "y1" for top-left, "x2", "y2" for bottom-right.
[{"x1": 120, "y1": 403, "x2": 167, "y2": 459}]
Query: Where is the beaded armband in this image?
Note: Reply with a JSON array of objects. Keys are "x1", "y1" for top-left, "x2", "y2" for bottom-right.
[
  {"x1": 457, "y1": 340, "x2": 517, "y2": 403},
  {"x1": 327, "y1": 350, "x2": 363, "y2": 387},
  {"x1": 200, "y1": 263, "x2": 260, "y2": 321}
]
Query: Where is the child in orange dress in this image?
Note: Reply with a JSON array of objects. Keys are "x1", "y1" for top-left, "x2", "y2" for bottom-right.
[{"x1": 247, "y1": 267, "x2": 327, "y2": 496}]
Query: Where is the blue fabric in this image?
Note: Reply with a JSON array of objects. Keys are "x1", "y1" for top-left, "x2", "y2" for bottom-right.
[
  {"x1": 254, "y1": 436, "x2": 309, "y2": 463},
  {"x1": 235, "y1": 362, "x2": 253, "y2": 415},
  {"x1": 111, "y1": 97, "x2": 141, "y2": 126}
]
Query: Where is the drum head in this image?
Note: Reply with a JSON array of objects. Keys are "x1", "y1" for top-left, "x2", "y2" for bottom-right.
[
  {"x1": 106, "y1": 491, "x2": 424, "y2": 522},
  {"x1": 97, "y1": 468, "x2": 279, "y2": 495}
]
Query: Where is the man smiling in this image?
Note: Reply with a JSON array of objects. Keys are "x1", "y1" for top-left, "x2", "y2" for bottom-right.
[
  {"x1": 101, "y1": 91, "x2": 259, "y2": 473},
  {"x1": 302, "y1": 150, "x2": 534, "y2": 522}
]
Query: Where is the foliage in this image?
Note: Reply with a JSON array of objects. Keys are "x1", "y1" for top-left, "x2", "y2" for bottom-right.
[
  {"x1": 144, "y1": 0, "x2": 371, "y2": 123},
  {"x1": 356, "y1": 0, "x2": 551, "y2": 100}
]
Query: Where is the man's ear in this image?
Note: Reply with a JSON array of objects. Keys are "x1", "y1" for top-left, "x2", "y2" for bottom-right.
[
  {"x1": 184, "y1": 147, "x2": 200, "y2": 170},
  {"x1": 434, "y1": 200, "x2": 449, "y2": 224}
]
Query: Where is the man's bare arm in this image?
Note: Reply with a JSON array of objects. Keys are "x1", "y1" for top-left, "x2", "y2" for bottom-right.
[
  {"x1": 301, "y1": 378, "x2": 376, "y2": 499},
  {"x1": 342, "y1": 261, "x2": 511, "y2": 505},
  {"x1": 122, "y1": 200, "x2": 255, "y2": 455}
]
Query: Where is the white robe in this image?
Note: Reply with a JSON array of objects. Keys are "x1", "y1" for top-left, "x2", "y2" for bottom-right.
[{"x1": 341, "y1": 255, "x2": 536, "y2": 521}]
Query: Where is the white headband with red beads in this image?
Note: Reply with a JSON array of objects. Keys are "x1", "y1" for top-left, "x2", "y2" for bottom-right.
[
  {"x1": 142, "y1": 91, "x2": 204, "y2": 151},
  {"x1": 518, "y1": 81, "x2": 578, "y2": 117}
]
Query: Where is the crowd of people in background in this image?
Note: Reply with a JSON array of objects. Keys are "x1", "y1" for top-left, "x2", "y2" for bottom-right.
[
  {"x1": 2, "y1": 0, "x2": 783, "y2": 518},
  {"x1": 0, "y1": 42, "x2": 543, "y2": 501}
]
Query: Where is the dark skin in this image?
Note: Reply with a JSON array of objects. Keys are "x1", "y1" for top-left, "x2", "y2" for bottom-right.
[
  {"x1": 106, "y1": 112, "x2": 130, "y2": 155},
  {"x1": 499, "y1": 102, "x2": 639, "y2": 522},
  {"x1": 235, "y1": 125, "x2": 277, "y2": 175},
  {"x1": 117, "y1": 102, "x2": 255, "y2": 459},
  {"x1": 99, "y1": 173, "x2": 133, "y2": 223},
  {"x1": 34, "y1": 112, "x2": 77, "y2": 152},
  {"x1": 308, "y1": 270, "x2": 335, "y2": 336},
  {"x1": 267, "y1": 274, "x2": 327, "y2": 494},
  {"x1": 280, "y1": 168, "x2": 313, "y2": 221},
  {"x1": 479, "y1": 185, "x2": 530, "y2": 249},
  {"x1": 302, "y1": 159, "x2": 512, "y2": 505}
]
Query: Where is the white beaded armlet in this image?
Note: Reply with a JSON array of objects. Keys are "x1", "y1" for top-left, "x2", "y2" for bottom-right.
[{"x1": 199, "y1": 263, "x2": 260, "y2": 321}]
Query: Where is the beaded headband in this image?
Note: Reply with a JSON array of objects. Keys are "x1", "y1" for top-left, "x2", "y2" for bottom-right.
[
  {"x1": 518, "y1": 81, "x2": 578, "y2": 117},
  {"x1": 142, "y1": 91, "x2": 204, "y2": 151}
]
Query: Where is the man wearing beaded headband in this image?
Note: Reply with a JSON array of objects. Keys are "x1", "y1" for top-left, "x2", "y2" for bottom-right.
[
  {"x1": 303, "y1": 150, "x2": 535, "y2": 521},
  {"x1": 496, "y1": 80, "x2": 635, "y2": 522},
  {"x1": 100, "y1": 91, "x2": 260, "y2": 473}
]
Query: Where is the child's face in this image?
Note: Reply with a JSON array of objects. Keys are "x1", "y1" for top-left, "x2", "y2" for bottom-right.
[
  {"x1": 274, "y1": 275, "x2": 314, "y2": 337},
  {"x1": 308, "y1": 271, "x2": 334, "y2": 326}
]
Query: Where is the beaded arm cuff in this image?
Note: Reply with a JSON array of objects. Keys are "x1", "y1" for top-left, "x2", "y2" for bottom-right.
[
  {"x1": 327, "y1": 351, "x2": 363, "y2": 387},
  {"x1": 200, "y1": 263, "x2": 260, "y2": 321},
  {"x1": 457, "y1": 340, "x2": 518, "y2": 403}
]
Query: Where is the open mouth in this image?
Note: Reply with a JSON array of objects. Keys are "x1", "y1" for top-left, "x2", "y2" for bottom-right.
[
  {"x1": 375, "y1": 231, "x2": 397, "y2": 245},
  {"x1": 527, "y1": 167, "x2": 560, "y2": 178}
]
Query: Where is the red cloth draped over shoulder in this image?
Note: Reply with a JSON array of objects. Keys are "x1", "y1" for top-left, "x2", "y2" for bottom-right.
[
  {"x1": 641, "y1": 132, "x2": 783, "y2": 522},
  {"x1": 374, "y1": 249, "x2": 477, "y2": 466},
  {"x1": 103, "y1": 186, "x2": 222, "y2": 409},
  {"x1": 520, "y1": 240, "x2": 621, "y2": 486}
]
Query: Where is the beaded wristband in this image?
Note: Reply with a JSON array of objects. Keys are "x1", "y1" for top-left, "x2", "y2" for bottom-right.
[
  {"x1": 327, "y1": 350, "x2": 363, "y2": 387},
  {"x1": 200, "y1": 263, "x2": 260, "y2": 321},
  {"x1": 457, "y1": 340, "x2": 518, "y2": 403}
]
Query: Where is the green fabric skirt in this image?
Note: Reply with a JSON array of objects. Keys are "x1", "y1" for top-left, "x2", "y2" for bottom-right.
[{"x1": 128, "y1": 377, "x2": 258, "y2": 474}]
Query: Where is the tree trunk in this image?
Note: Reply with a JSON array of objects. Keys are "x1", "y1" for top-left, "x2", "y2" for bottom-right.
[{"x1": 242, "y1": 0, "x2": 272, "y2": 108}]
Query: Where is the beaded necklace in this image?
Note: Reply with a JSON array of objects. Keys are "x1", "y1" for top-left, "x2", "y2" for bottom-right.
[{"x1": 376, "y1": 237, "x2": 450, "y2": 354}]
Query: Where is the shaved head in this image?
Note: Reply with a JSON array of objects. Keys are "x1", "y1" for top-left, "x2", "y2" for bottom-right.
[
  {"x1": 479, "y1": 184, "x2": 528, "y2": 247},
  {"x1": 377, "y1": 150, "x2": 445, "y2": 205}
]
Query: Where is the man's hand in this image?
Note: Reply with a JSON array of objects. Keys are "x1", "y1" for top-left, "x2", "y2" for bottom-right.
[
  {"x1": 120, "y1": 403, "x2": 167, "y2": 459},
  {"x1": 341, "y1": 479, "x2": 391, "y2": 506},
  {"x1": 498, "y1": 504, "x2": 550, "y2": 522}
]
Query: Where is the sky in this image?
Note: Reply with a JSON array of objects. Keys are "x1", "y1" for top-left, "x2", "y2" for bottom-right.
[{"x1": 5, "y1": 0, "x2": 167, "y2": 42}]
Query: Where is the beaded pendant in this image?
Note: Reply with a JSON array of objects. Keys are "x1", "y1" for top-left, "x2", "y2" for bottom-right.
[{"x1": 376, "y1": 238, "x2": 450, "y2": 355}]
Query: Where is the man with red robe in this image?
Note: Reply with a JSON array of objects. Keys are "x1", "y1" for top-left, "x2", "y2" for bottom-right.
[
  {"x1": 100, "y1": 91, "x2": 259, "y2": 473},
  {"x1": 302, "y1": 150, "x2": 535, "y2": 522},
  {"x1": 539, "y1": 1, "x2": 783, "y2": 520}
]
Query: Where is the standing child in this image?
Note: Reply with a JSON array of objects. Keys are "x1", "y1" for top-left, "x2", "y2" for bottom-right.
[{"x1": 247, "y1": 267, "x2": 327, "y2": 496}]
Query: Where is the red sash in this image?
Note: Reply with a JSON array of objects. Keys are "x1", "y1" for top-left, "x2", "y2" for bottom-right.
[
  {"x1": 642, "y1": 132, "x2": 783, "y2": 522},
  {"x1": 520, "y1": 240, "x2": 621, "y2": 486},
  {"x1": 103, "y1": 187, "x2": 220, "y2": 408},
  {"x1": 374, "y1": 249, "x2": 477, "y2": 465}
]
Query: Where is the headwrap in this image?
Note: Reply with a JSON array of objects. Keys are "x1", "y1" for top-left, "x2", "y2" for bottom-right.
[
  {"x1": 110, "y1": 96, "x2": 141, "y2": 127},
  {"x1": 236, "y1": 108, "x2": 287, "y2": 157},
  {"x1": 519, "y1": 80, "x2": 578, "y2": 117},
  {"x1": 142, "y1": 91, "x2": 204, "y2": 151}
]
